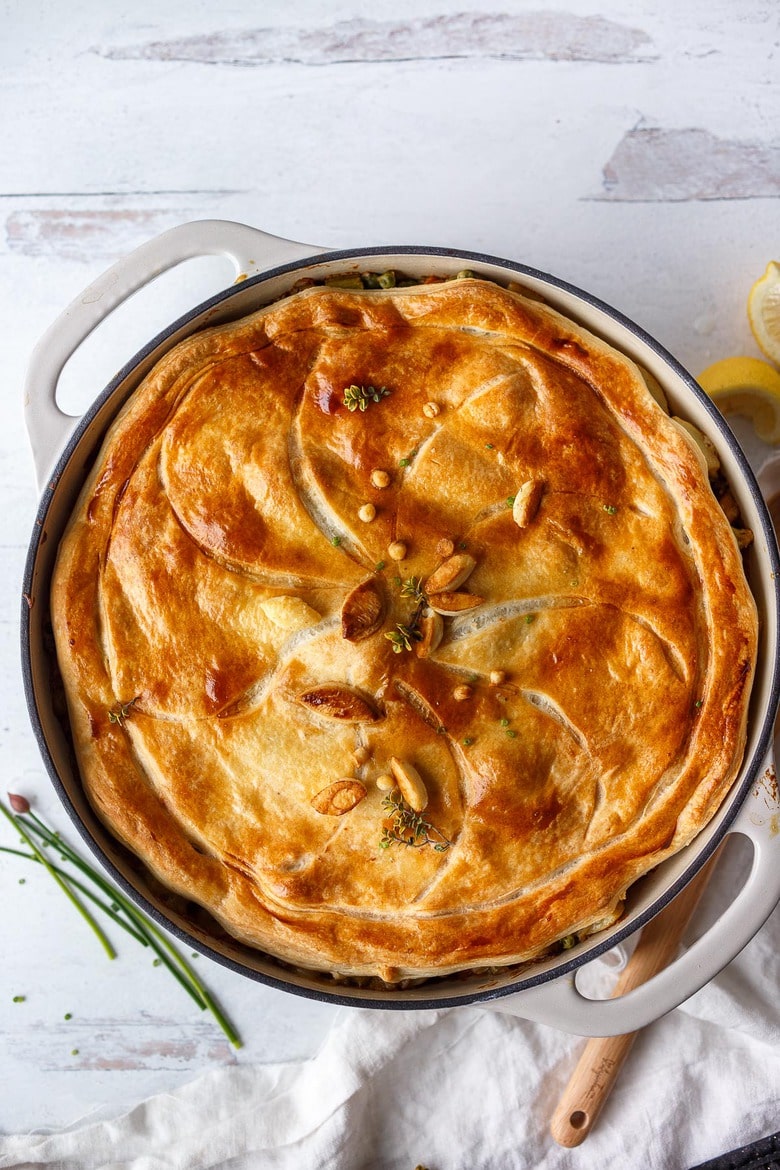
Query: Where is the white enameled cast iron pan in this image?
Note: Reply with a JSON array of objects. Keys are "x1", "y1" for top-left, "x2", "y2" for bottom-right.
[{"x1": 21, "y1": 221, "x2": 780, "y2": 1037}]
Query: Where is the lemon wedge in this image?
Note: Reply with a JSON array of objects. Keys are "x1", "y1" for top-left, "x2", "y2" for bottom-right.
[
  {"x1": 698, "y1": 355, "x2": 780, "y2": 444},
  {"x1": 748, "y1": 261, "x2": 780, "y2": 367}
]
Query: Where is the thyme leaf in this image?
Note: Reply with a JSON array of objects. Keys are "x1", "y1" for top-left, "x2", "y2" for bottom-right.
[
  {"x1": 400, "y1": 576, "x2": 425, "y2": 603},
  {"x1": 107, "y1": 697, "x2": 139, "y2": 726},
  {"x1": 342, "y1": 384, "x2": 391, "y2": 412},
  {"x1": 384, "y1": 623, "x2": 420, "y2": 654}
]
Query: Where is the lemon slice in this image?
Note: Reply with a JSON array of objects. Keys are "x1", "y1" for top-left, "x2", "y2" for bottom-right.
[
  {"x1": 748, "y1": 261, "x2": 780, "y2": 366},
  {"x1": 698, "y1": 355, "x2": 780, "y2": 443}
]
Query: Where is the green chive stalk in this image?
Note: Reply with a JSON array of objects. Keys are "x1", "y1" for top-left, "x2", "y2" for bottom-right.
[{"x1": 2, "y1": 796, "x2": 241, "y2": 1047}]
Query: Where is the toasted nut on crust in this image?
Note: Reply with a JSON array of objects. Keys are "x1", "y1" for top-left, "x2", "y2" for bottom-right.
[
  {"x1": 358, "y1": 502, "x2": 377, "y2": 522},
  {"x1": 414, "y1": 609, "x2": 444, "y2": 658},
  {"x1": 489, "y1": 670, "x2": 506, "y2": 686},
  {"x1": 260, "y1": 596, "x2": 321, "y2": 631},
  {"x1": 428, "y1": 591, "x2": 484, "y2": 616},
  {"x1": 389, "y1": 757, "x2": 428, "y2": 811},
  {"x1": 512, "y1": 480, "x2": 543, "y2": 528},
  {"x1": 424, "y1": 553, "x2": 476, "y2": 595},
  {"x1": 375, "y1": 773, "x2": 394, "y2": 792},
  {"x1": 311, "y1": 780, "x2": 367, "y2": 816},
  {"x1": 422, "y1": 401, "x2": 440, "y2": 418},
  {"x1": 342, "y1": 578, "x2": 385, "y2": 643},
  {"x1": 453, "y1": 684, "x2": 473, "y2": 702},
  {"x1": 436, "y1": 537, "x2": 456, "y2": 557},
  {"x1": 298, "y1": 684, "x2": 379, "y2": 722},
  {"x1": 371, "y1": 469, "x2": 391, "y2": 489},
  {"x1": 388, "y1": 540, "x2": 407, "y2": 561}
]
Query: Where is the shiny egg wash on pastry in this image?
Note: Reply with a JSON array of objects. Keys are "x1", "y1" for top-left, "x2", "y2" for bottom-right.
[{"x1": 51, "y1": 277, "x2": 758, "y2": 983}]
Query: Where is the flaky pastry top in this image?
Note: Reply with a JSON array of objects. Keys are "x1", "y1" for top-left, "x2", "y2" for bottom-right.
[{"x1": 51, "y1": 278, "x2": 757, "y2": 981}]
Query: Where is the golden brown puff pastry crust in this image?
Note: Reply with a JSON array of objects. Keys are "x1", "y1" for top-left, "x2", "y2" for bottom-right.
[{"x1": 51, "y1": 279, "x2": 757, "y2": 980}]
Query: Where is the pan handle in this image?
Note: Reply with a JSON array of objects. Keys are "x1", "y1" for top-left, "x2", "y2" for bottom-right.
[
  {"x1": 495, "y1": 749, "x2": 780, "y2": 1036},
  {"x1": 23, "y1": 219, "x2": 322, "y2": 490}
]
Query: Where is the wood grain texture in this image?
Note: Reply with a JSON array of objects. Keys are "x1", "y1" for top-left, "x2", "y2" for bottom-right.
[
  {"x1": 95, "y1": 12, "x2": 656, "y2": 67},
  {"x1": 550, "y1": 847, "x2": 724, "y2": 1147}
]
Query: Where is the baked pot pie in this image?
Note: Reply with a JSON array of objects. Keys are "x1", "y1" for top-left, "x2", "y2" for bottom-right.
[{"x1": 51, "y1": 277, "x2": 757, "y2": 983}]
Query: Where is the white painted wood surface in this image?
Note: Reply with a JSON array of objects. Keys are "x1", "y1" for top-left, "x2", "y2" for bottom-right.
[{"x1": 1, "y1": 0, "x2": 778, "y2": 1139}]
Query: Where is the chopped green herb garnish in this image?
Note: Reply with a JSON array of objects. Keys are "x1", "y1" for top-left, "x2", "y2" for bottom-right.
[
  {"x1": 561, "y1": 934, "x2": 577, "y2": 950},
  {"x1": 71, "y1": 1049, "x2": 79, "y2": 1056},
  {"x1": 462, "y1": 737, "x2": 475, "y2": 746},
  {"x1": 525, "y1": 614, "x2": 535, "y2": 625},
  {"x1": 695, "y1": 699, "x2": 703, "y2": 708},
  {"x1": 375, "y1": 560, "x2": 386, "y2": 572},
  {"x1": 399, "y1": 457, "x2": 410, "y2": 468},
  {"x1": 12, "y1": 995, "x2": 25, "y2": 1003},
  {"x1": 505, "y1": 729, "x2": 517, "y2": 739},
  {"x1": 64, "y1": 1012, "x2": 72, "y2": 1020},
  {"x1": 506, "y1": 496, "x2": 516, "y2": 507},
  {"x1": 500, "y1": 718, "x2": 510, "y2": 728},
  {"x1": 485, "y1": 443, "x2": 495, "y2": 449},
  {"x1": 603, "y1": 504, "x2": 617, "y2": 514},
  {"x1": 331, "y1": 535, "x2": 342, "y2": 547}
]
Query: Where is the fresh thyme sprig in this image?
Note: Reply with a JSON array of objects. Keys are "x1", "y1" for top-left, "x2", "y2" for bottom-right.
[
  {"x1": 342, "y1": 384, "x2": 391, "y2": 412},
  {"x1": 383, "y1": 577, "x2": 428, "y2": 654},
  {"x1": 379, "y1": 792, "x2": 451, "y2": 852},
  {"x1": 1, "y1": 795, "x2": 241, "y2": 1047},
  {"x1": 399, "y1": 576, "x2": 425, "y2": 603},
  {"x1": 107, "y1": 697, "x2": 139, "y2": 725}
]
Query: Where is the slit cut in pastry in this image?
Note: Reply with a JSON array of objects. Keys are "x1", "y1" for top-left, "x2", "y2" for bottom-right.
[{"x1": 51, "y1": 277, "x2": 757, "y2": 981}]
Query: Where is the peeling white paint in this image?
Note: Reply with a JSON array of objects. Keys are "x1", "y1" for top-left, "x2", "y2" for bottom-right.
[
  {"x1": 596, "y1": 127, "x2": 780, "y2": 202},
  {"x1": 96, "y1": 12, "x2": 656, "y2": 67}
]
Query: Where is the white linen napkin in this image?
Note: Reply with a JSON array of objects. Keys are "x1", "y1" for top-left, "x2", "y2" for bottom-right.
[{"x1": 2, "y1": 902, "x2": 779, "y2": 1170}]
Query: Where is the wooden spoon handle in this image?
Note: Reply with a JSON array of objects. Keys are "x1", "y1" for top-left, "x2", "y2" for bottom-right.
[{"x1": 550, "y1": 847, "x2": 723, "y2": 1147}]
